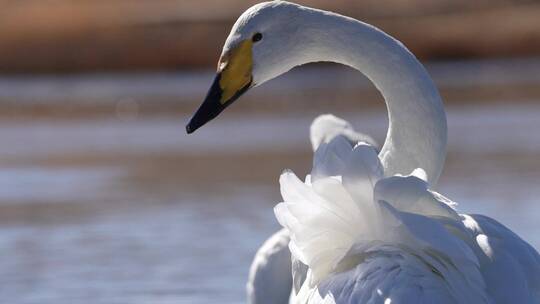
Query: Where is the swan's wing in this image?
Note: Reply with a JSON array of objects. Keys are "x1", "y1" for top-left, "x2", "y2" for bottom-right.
[
  {"x1": 292, "y1": 208, "x2": 491, "y2": 304},
  {"x1": 462, "y1": 214, "x2": 540, "y2": 303},
  {"x1": 247, "y1": 228, "x2": 293, "y2": 304},
  {"x1": 298, "y1": 245, "x2": 480, "y2": 304},
  {"x1": 247, "y1": 117, "x2": 378, "y2": 304},
  {"x1": 277, "y1": 144, "x2": 491, "y2": 303},
  {"x1": 374, "y1": 174, "x2": 460, "y2": 221},
  {"x1": 311, "y1": 135, "x2": 354, "y2": 181},
  {"x1": 310, "y1": 114, "x2": 378, "y2": 151},
  {"x1": 276, "y1": 142, "x2": 383, "y2": 285}
]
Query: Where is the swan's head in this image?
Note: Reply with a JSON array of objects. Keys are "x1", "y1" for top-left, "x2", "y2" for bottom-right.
[{"x1": 186, "y1": 1, "x2": 310, "y2": 134}]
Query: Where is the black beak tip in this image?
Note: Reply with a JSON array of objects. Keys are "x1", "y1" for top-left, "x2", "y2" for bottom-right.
[
  {"x1": 185, "y1": 74, "x2": 252, "y2": 135},
  {"x1": 185, "y1": 123, "x2": 194, "y2": 134},
  {"x1": 186, "y1": 119, "x2": 203, "y2": 134}
]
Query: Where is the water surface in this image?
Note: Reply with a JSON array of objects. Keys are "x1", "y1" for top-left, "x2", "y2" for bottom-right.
[{"x1": 0, "y1": 62, "x2": 539, "y2": 303}]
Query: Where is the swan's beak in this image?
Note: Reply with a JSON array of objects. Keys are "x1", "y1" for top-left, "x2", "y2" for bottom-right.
[{"x1": 186, "y1": 39, "x2": 254, "y2": 134}]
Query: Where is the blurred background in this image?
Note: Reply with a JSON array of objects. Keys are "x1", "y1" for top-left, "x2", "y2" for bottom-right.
[{"x1": 1, "y1": 1, "x2": 540, "y2": 303}]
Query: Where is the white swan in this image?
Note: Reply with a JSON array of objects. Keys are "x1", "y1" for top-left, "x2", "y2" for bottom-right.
[
  {"x1": 246, "y1": 114, "x2": 378, "y2": 304},
  {"x1": 185, "y1": 1, "x2": 540, "y2": 303}
]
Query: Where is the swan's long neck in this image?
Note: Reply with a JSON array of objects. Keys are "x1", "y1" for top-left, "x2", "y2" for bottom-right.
[{"x1": 296, "y1": 8, "x2": 447, "y2": 185}]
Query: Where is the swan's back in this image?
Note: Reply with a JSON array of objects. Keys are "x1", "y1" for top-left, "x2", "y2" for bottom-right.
[
  {"x1": 275, "y1": 136, "x2": 540, "y2": 304},
  {"x1": 300, "y1": 245, "x2": 482, "y2": 304},
  {"x1": 294, "y1": 216, "x2": 540, "y2": 304},
  {"x1": 463, "y1": 214, "x2": 540, "y2": 303}
]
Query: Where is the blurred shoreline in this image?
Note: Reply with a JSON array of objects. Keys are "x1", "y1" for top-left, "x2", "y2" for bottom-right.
[{"x1": 1, "y1": 1, "x2": 540, "y2": 73}]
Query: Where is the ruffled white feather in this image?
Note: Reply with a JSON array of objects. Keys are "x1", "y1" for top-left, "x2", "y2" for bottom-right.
[{"x1": 274, "y1": 136, "x2": 539, "y2": 303}]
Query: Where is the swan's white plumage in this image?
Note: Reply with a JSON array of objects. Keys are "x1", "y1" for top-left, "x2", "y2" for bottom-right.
[
  {"x1": 247, "y1": 115, "x2": 378, "y2": 304},
  {"x1": 206, "y1": 1, "x2": 540, "y2": 303},
  {"x1": 246, "y1": 228, "x2": 292, "y2": 304},
  {"x1": 373, "y1": 175, "x2": 460, "y2": 221},
  {"x1": 462, "y1": 214, "x2": 540, "y2": 303},
  {"x1": 276, "y1": 138, "x2": 540, "y2": 303},
  {"x1": 310, "y1": 114, "x2": 378, "y2": 152}
]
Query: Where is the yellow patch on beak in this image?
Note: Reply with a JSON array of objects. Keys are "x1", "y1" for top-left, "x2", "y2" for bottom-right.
[{"x1": 218, "y1": 39, "x2": 253, "y2": 104}]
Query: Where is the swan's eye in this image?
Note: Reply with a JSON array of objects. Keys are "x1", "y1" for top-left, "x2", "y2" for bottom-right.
[{"x1": 252, "y1": 32, "x2": 263, "y2": 43}]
